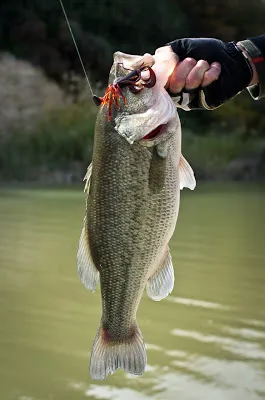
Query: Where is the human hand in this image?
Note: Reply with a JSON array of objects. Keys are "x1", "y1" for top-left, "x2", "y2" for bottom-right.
[
  {"x1": 167, "y1": 58, "x2": 221, "y2": 93},
  {"x1": 153, "y1": 46, "x2": 221, "y2": 94},
  {"x1": 165, "y1": 38, "x2": 254, "y2": 110}
]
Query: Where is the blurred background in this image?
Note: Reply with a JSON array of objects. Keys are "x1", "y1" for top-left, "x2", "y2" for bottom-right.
[
  {"x1": 0, "y1": 1, "x2": 265, "y2": 400},
  {"x1": 0, "y1": 0, "x2": 265, "y2": 181}
]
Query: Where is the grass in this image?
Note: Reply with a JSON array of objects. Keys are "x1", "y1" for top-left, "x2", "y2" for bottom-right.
[
  {"x1": 182, "y1": 130, "x2": 262, "y2": 176},
  {"x1": 0, "y1": 101, "x2": 263, "y2": 182},
  {"x1": 0, "y1": 101, "x2": 97, "y2": 181}
]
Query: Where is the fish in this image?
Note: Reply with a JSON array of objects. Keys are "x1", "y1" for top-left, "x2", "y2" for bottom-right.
[{"x1": 77, "y1": 50, "x2": 196, "y2": 380}]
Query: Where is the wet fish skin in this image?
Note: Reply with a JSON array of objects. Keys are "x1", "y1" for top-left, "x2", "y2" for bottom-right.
[{"x1": 77, "y1": 52, "x2": 196, "y2": 380}]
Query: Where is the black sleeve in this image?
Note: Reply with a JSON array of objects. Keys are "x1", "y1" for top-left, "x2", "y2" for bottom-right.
[
  {"x1": 239, "y1": 35, "x2": 265, "y2": 99},
  {"x1": 250, "y1": 35, "x2": 265, "y2": 58}
]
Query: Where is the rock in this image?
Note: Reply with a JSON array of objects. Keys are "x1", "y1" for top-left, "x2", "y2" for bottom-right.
[{"x1": 0, "y1": 52, "x2": 65, "y2": 136}]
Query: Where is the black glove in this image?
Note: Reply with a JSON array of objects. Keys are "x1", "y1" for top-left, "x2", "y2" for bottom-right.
[{"x1": 168, "y1": 38, "x2": 253, "y2": 110}]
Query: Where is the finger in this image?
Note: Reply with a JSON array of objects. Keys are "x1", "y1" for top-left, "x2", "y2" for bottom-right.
[
  {"x1": 201, "y1": 62, "x2": 221, "y2": 87},
  {"x1": 168, "y1": 58, "x2": 197, "y2": 94},
  {"x1": 185, "y1": 60, "x2": 210, "y2": 90}
]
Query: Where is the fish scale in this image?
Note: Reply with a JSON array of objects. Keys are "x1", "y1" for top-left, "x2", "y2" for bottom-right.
[{"x1": 77, "y1": 51, "x2": 196, "y2": 379}]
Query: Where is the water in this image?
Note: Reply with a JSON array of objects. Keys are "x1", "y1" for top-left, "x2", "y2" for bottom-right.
[{"x1": 0, "y1": 184, "x2": 265, "y2": 400}]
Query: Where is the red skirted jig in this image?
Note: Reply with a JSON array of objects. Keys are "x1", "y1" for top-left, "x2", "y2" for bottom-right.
[
  {"x1": 99, "y1": 84, "x2": 126, "y2": 122},
  {"x1": 94, "y1": 66, "x2": 156, "y2": 122}
]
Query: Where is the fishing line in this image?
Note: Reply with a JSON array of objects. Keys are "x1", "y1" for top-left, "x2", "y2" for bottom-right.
[{"x1": 59, "y1": 0, "x2": 100, "y2": 104}]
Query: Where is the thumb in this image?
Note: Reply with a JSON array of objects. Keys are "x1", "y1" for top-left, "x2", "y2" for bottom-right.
[{"x1": 153, "y1": 46, "x2": 179, "y2": 88}]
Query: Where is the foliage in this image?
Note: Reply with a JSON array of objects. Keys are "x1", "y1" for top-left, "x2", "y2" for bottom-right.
[
  {"x1": 182, "y1": 130, "x2": 261, "y2": 175},
  {"x1": 0, "y1": 101, "x2": 96, "y2": 181},
  {"x1": 0, "y1": 0, "x2": 265, "y2": 181},
  {"x1": 1, "y1": 0, "x2": 264, "y2": 138}
]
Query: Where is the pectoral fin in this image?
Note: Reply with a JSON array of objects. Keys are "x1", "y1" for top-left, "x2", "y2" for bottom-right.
[
  {"x1": 77, "y1": 215, "x2": 99, "y2": 291},
  {"x1": 84, "y1": 163, "x2": 92, "y2": 194},
  {"x1": 146, "y1": 247, "x2": 174, "y2": 301},
  {"x1": 179, "y1": 154, "x2": 196, "y2": 190}
]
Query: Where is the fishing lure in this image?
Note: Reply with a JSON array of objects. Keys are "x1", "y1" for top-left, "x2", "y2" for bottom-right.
[
  {"x1": 59, "y1": 0, "x2": 156, "y2": 122},
  {"x1": 94, "y1": 67, "x2": 156, "y2": 121}
]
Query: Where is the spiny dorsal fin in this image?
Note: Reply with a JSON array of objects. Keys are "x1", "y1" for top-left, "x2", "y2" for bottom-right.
[{"x1": 179, "y1": 154, "x2": 196, "y2": 190}]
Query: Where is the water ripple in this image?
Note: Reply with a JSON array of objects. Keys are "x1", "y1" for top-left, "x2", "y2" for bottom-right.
[
  {"x1": 222, "y1": 327, "x2": 265, "y2": 340},
  {"x1": 171, "y1": 329, "x2": 265, "y2": 360},
  {"x1": 167, "y1": 296, "x2": 230, "y2": 310}
]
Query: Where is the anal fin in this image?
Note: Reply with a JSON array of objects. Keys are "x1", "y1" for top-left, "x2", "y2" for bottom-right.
[
  {"x1": 77, "y1": 215, "x2": 99, "y2": 291},
  {"x1": 146, "y1": 247, "x2": 174, "y2": 301}
]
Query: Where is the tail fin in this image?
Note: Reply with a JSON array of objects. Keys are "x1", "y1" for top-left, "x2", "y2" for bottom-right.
[{"x1": 90, "y1": 321, "x2": 146, "y2": 380}]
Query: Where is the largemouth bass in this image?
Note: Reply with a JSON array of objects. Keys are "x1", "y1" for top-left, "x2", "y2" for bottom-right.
[{"x1": 77, "y1": 51, "x2": 196, "y2": 380}]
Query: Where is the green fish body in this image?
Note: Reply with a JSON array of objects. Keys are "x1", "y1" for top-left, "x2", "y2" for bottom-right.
[{"x1": 77, "y1": 52, "x2": 196, "y2": 380}]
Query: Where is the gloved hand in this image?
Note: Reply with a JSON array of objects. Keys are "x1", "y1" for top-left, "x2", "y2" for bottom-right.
[{"x1": 168, "y1": 38, "x2": 253, "y2": 110}]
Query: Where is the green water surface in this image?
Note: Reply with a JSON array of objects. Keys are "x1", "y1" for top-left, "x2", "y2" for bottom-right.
[{"x1": 0, "y1": 184, "x2": 265, "y2": 400}]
